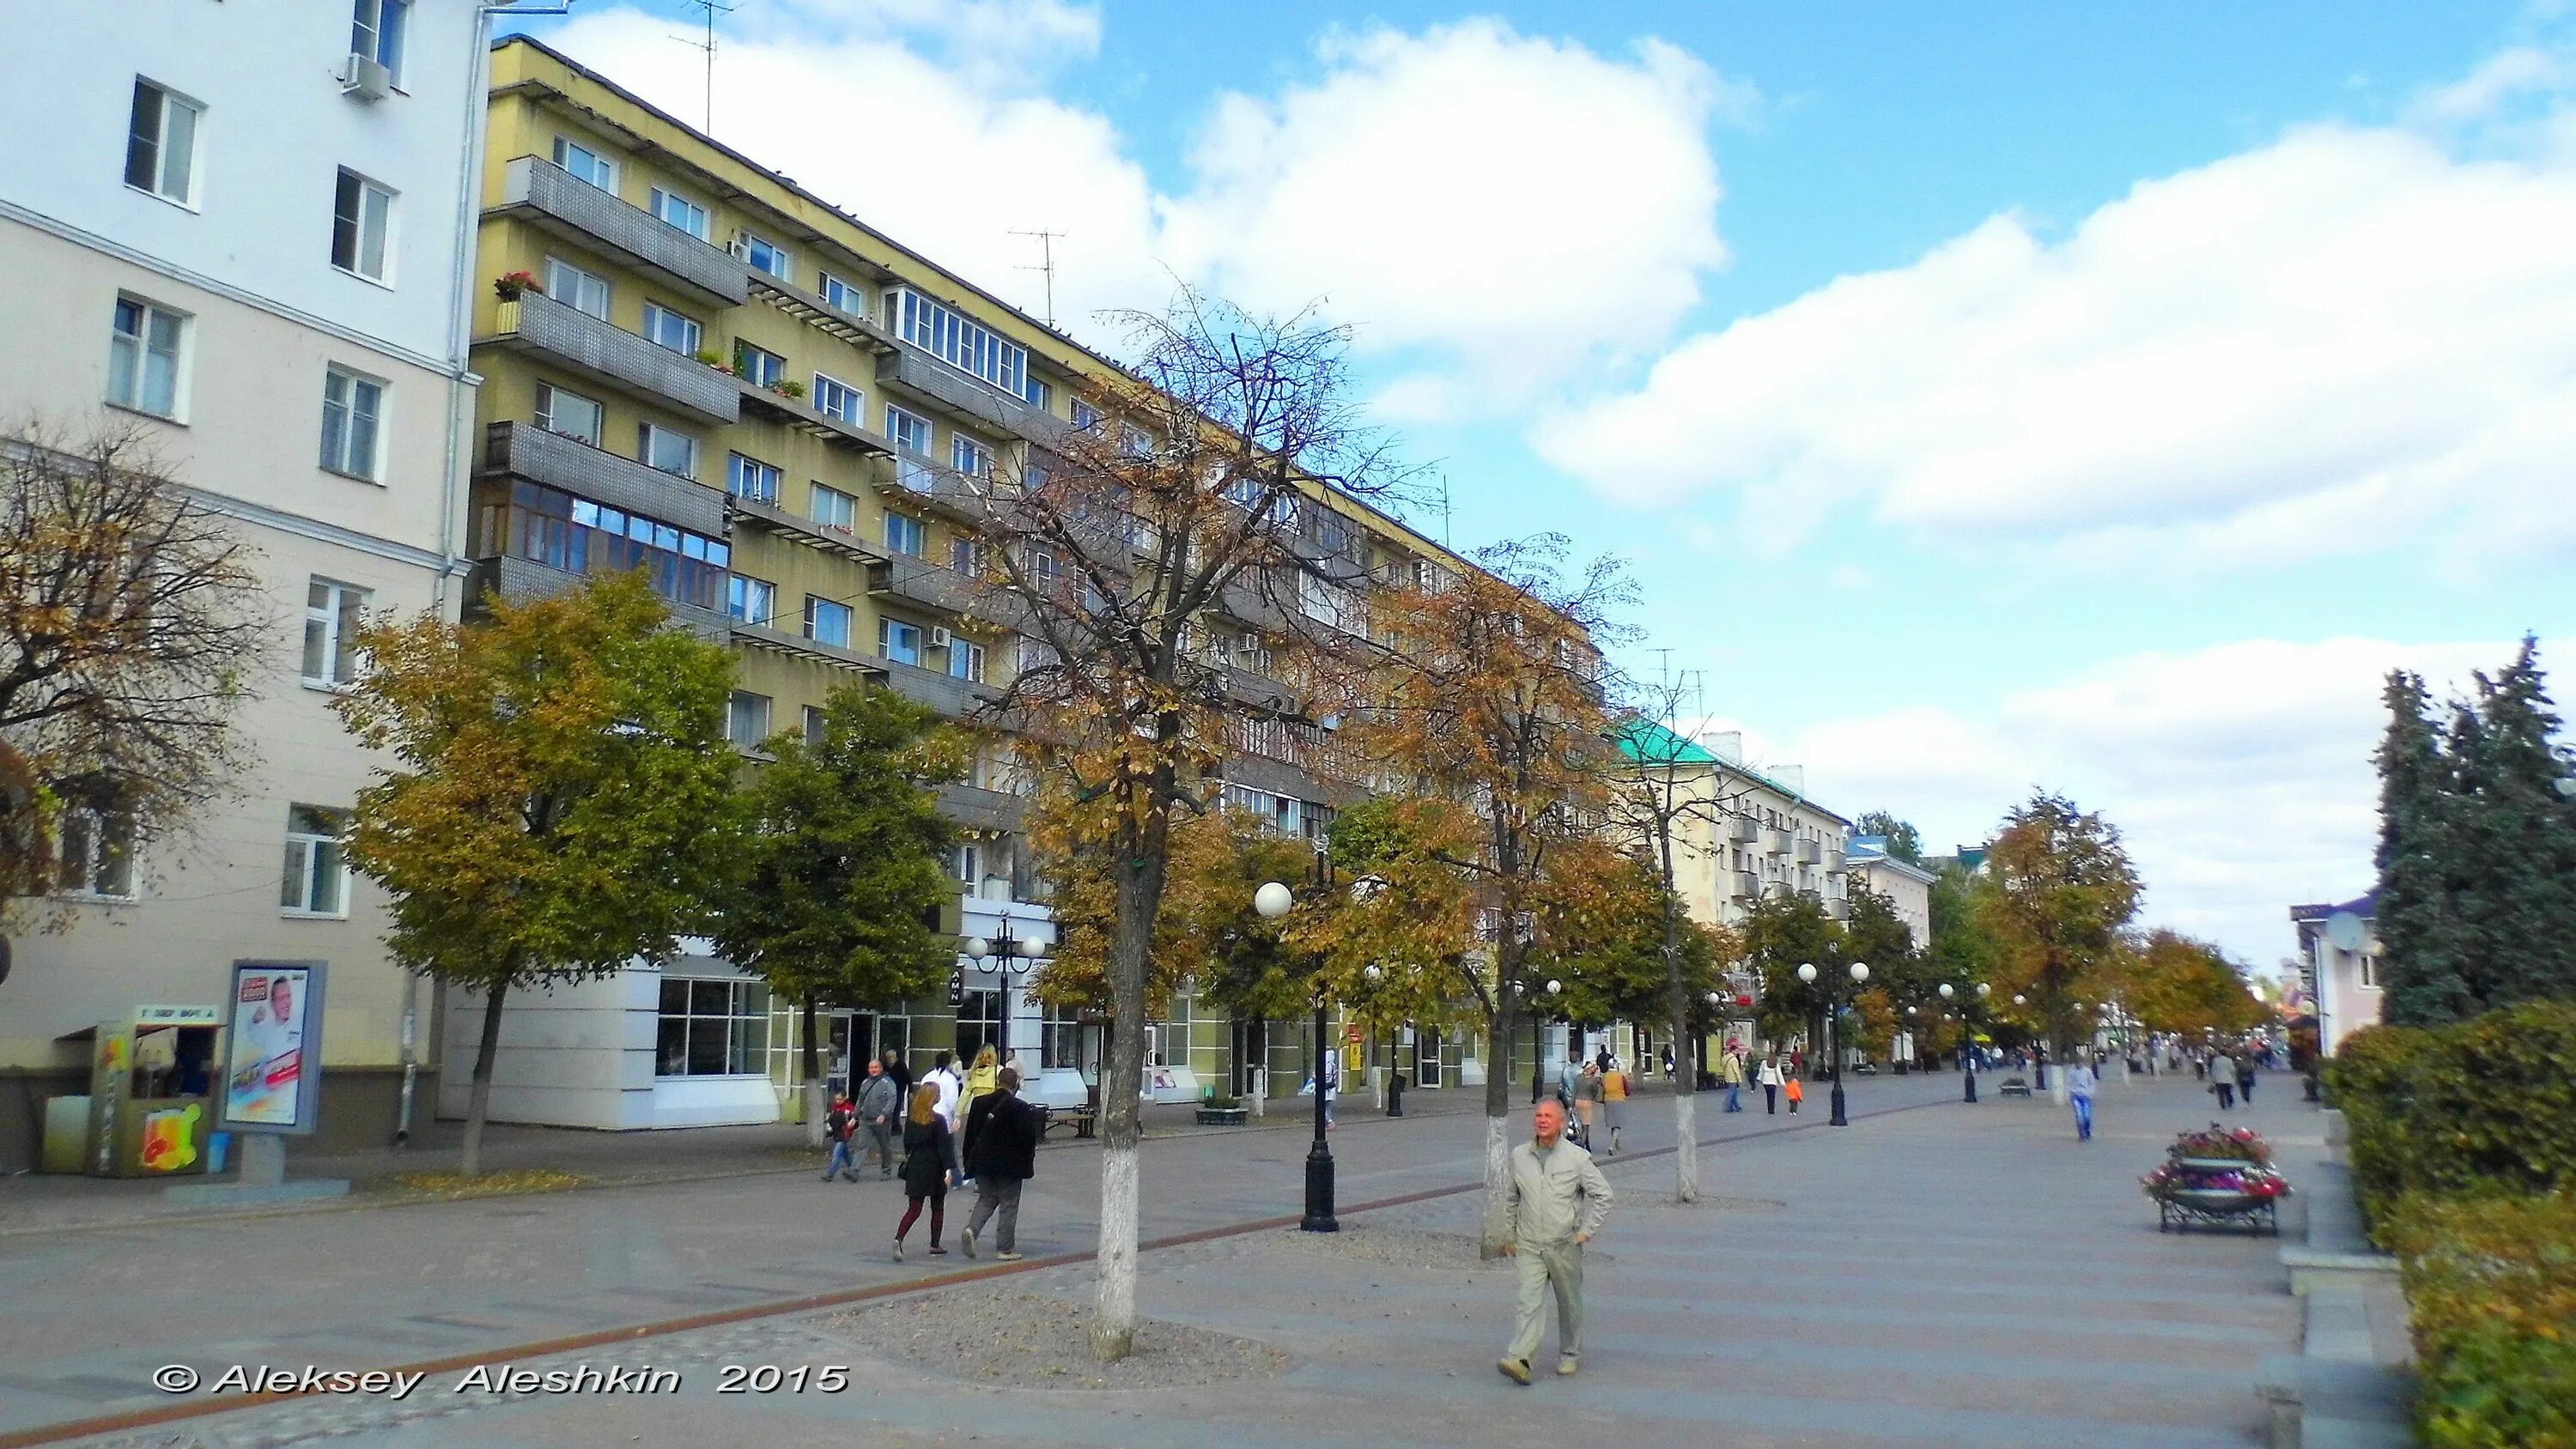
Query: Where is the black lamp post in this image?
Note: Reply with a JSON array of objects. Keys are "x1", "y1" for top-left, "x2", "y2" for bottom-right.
[
  {"x1": 1256, "y1": 848, "x2": 1379, "y2": 1234},
  {"x1": 963, "y1": 912, "x2": 1043, "y2": 1058},
  {"x1": 1941, "y1": 980, "x2": 1990, "y2": 1103},
  {"x1": 1799, "y1": 961, "x2": 1868, "y2": 1127}
]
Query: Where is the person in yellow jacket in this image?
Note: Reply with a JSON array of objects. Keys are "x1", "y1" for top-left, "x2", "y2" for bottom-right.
[
  {"x1": 1599, "y1": 1057, "x2": 1631, "y2": 1156},
  {"x1": 955, "y1": 1045, "x2": 1001, "y2": 1183}
]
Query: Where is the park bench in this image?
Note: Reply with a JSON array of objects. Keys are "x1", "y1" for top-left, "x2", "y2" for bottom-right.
[
  {"x1": 1037, "y1": 1101, "x2": 1097, "y2": 1139},
  {"x1": 1996, "y1": 1076, "x2": 2033, "y2": 1098}
]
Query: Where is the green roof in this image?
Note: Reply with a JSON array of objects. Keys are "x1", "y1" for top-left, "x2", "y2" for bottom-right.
[{"x1": 1612, "y1": 716, "x2": 1717, "y2": 765}]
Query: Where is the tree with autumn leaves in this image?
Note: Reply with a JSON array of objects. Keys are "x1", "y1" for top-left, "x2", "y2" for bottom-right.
[{"x1": 1980, "y1": 791, "x2": 2142, "y2": 1085}]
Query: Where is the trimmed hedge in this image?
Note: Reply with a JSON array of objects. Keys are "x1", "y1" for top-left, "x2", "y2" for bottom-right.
[
  {"x1": 2387, "y1": 1190, "x2": 2576, "y2": 1449},
  {"x1": 2323, "y1": 999, "x2": 2576, "y2": 1238}
]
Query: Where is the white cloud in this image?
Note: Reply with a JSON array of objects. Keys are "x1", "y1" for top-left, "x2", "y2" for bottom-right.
[
  {"x1": 1774, "y1": 637, "x2": 2518, "y2": 962},
  {"x1": 535, "y1": 11, "x2": 1735, "y2": 404},
  {"x1": 1538, "y1": 95, "x2": 2576, "y2": 569}
]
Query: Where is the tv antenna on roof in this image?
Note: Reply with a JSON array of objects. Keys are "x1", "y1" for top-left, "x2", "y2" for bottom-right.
[
  {"x1": 1011, "y1": 229, "x2": 1066, "y2": 327},
  {"x1": 672, "y1": 0, "x2": 733, "y2": 132}
]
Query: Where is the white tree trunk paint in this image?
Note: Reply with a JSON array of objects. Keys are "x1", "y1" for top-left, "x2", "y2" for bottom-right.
[
  {"x1": 1479, "y1": 1112, "x2": 1512, "y2": 1257},
  {"x1": 1092, "y1": 1141, "x2": 1139, "y2": 1359},
  {"x1": 1673, "y1": 1085, "x2": 1698, "y2": 1203}
]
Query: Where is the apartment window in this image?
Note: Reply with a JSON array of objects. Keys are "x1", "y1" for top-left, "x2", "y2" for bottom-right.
[
  {"x1": 330, "y1": 168, "x2": 395, "y2": 282},
  {"x1": 884, "y1": 405, "x2": 932, "y2": 457},
  {"x1": 819, "y1": 272, "x2": 864, "y2": 315},
  {"x1": 805, "y1": 597, "x2": 852, "y2": 648},
  {"x1": 951, "y1": 433, "x2": 993, "y2": 478},
  {"x1": 279, "y1": 805, "x2": 351, "y2": 917},
  {"x1": 301, "y1": 579, "x2": 369, "y2": 686},
  {"x1": 319, "y1": 367, "x2": 384, "y2": 479},
  {"x1": 56, "y1": 807, "x2": 136, "y2": 900},
  {"x1": 349, "y1": 0, "x2": 410, "y2": 79},
  {"x1": 734, "y1": 232, "x2": 791, "y2": 282},
  {"x1": 2359, "y1": 956, "x2": 2378, "y2": 989},
  {"x1": 726, "y1": 574, "x2": 775, "y2": 627},
  {"x1": 656, "y1": 977, "x2": 769, "y2": 1077},
  {"x1": 813, "y1": 373, "x2": 860, "y2": 424},
  {"x1": 885, "y1": 512, "x2": 925, "y2": 557},
  {"x1": 809, "y1": 484, "x2": 855, "y2": 531},
  {"x1": 649, "y1": 185, "x2": 710, "y2": 241},
  {"x1": 732, "y1": 340, "x2": 784, "y2": 388},
  {"x1": 107, "y1": 295, "x2": 185, "y2": 419},
  {"x1": 1070, "y1": 399, "x2": 1103, "y2": 433},
  {"x1": 124, "y1": 80, "x2": 202, "y2": 205},
  {"x1": 949, "y1": 538, "x2": 984, "y2": 577},
  {"x1": 638, "y1": 422, "x2": 698, "y2": 478},
  {"x1": 726, "y1": 452, "x2": 781, "y2": 503},
  {"x1": 533, "y1": 382, "x2": 602, "y2": 445},
  {"x1": 478, "y1": 482, "x2": 730, "y2": 612},
  {"x1": 727, "y1": 691, "x2": 772, "y2": 750},
  {"x1": 642, "y1": 303, "x2": 701, "y2": 356},
  {"x1": 541, "y1": 257, "x2": 609, "y2": 319},
  {"x1": 879, "y1": 618, "x2": 922, "y2": 666},
  {"x1": 948, "y1": 639, "x2": 986, "y2": 682},
  {"x1": 552, "y1": 136, "x2": 616, "y2": 191},
  {"x1": 802, "y1": 705, "x2": 828, "y2": 747},
  {"x1": 886, "y1": 286, "x2": 1040, "y2": 404}
]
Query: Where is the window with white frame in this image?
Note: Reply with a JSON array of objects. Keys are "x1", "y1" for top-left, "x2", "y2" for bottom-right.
[
  {"x1": 731, "y1": 340, "x2": 784, "y2": 388},
  {"x1": 805, "y1": 596, "x2": 852, "y2": 648},
  {"x1": 885, "y1": 286, "x2": 1042, "y2": 404},
  {"x1": 107, "y1": 295, "x2": 185, "y2": 418},
  {"x1": 331, "y1": 167, "x2": 394, "y2": 282},
  {"x1": 638, "y1": 421, "x2": 697, "y2": 477},
  {"x1": 541, "y1": 256, "x2": 608, "y2": 319},
  {"x1": 809, "y1": 484, "x2": 855, "y2": 531},
  {"x1": 949, "y1": 537, "x2": 984, "y2": 577},
  {"x1": 533, "y1": 381, "x2": 602, "y2": 445},
  {"x1": 349, "y1": 0, "x2": 410, "y2": 79},
  {"x1": 951, "y1": 433, "x2": 993, "y2": 478},
  {"x1": 884, "y1": 404, "x2": 932, "y2": 457},
  {"x1": 813, "y1": 373, "x2": 860, "y2": 424},
  {"x1": 885, "y1": 512, "x2": 925, "y2": 557},
  {"x1": 726, "y1": 574, "x2": 775, "y2": 627},
  {"x1": 301, "y1": 579, "x2": 368, "y2": 687},
  {"x1": 552, "y1": 136, "x2": 615, "y2": 191},
  {"x1": 802, "y1": 704, "x2": 828, "y2": 747},
  {"x1": 279, "y1": 805, "x2": 351, "y2": 917},
  {"x1": 820, "y1": 272, "x2": 865, "y2": 315},
  {"x1": 1070, "y1": 399, "x2": 1103, "y2": 433},
  {"x1": 734, "y1": 232, "x2": 791, "y2": 281},
  {"x1": 879, "y1": 617, "x2": 923, "y2": 666},
  {"x1": 319, "y1": 367, "x2": 384, "y2": 479},
  {"x1": 657, "y1": 977, "x2": 769, "y2": 1076},
  {"x1": 726, "y1": 452, "x2": 781, "y2": 503},
  {"x1": 123, "y1": 80, "x2": 202, "y2": 205},
  {"x1": 641, "y1": 303, "x2": 701, "y2": 356},
  {"x1": 56, "y1": 807, "x2": 136, "y2": 899},
  {"x1": 727, "y1": 690, "x2": 772, "y2": 749},
  {"x1": 948, "y1": 638, "x2": 986, "y2": 682},
  {"x1": 649, "y1": 185, "x2": 709, "y2": 240}
]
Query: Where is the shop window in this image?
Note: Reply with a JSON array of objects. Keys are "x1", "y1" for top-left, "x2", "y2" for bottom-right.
[{"x1": 656, "y1": 977, "x2": 769, "y2": 1076}]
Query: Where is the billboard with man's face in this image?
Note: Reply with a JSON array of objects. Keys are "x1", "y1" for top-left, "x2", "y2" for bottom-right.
[{"x1": 222, "y1": 962, "x2": 325, "y2": 1132}]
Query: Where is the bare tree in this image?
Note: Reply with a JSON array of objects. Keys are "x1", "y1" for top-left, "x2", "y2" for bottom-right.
[
  {"x1": 0, "y1": 422, "x2": 263, "y2": 930},
  {"x1": 976, "y1": 289, "x2": 1408, "y2": 1360}
]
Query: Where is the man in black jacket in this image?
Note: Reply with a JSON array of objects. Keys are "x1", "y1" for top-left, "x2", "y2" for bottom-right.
[{"x1": 958, "y1": 1067, "x2": 1040, "y2": 1261}]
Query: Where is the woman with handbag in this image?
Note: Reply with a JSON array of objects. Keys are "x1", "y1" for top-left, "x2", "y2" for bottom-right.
[{"x1": 892, "y1": 1084, "x2": 956, "y2": 1262}]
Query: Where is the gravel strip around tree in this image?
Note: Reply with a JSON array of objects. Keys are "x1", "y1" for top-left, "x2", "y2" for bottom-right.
[{"x1": 811, "y1": 1290, "x2": 1291, "y2": 1391}]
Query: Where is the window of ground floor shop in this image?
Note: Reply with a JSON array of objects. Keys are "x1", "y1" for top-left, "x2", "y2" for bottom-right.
[{"x1": 658, "y1": 978, "x2": 769, "y2": 1076}]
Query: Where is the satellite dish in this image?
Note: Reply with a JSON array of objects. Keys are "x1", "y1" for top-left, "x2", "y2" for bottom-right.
[{"x1": 2324, "y1": 912, "x2": 2366, "y2": 952}]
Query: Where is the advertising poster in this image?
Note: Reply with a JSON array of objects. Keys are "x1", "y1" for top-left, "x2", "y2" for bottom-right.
[{"x1": 222, "y1": 961, "x2": 325, "y2": 1133}]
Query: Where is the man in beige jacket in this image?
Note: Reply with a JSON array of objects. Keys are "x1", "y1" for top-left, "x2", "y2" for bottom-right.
[{"x1": 1498, "y1": 1097, "x2": 1613, "y2": 1385}]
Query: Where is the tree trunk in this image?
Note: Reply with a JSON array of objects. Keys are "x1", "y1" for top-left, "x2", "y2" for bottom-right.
[
  {"x1": 460, "y1": 979, "x2": 509, "y2": 1179},
  {"x1": 1478, "y1": 984, "x2": 1516, "y2": 1258},
  {"x1": 801, "y1": 995, "x2": 826, "y2": 1147},
  {"x1": 1092, "y1": 805, "x2": 1169, "y2": 1362},
  {"x1": 1669, "y1": 974, "x2": 1698, "y2": 1204}
]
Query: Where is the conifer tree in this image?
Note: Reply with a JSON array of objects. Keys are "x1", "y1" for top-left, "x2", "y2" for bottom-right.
[
  {"x1": 2465, "y1": 639, "x2": 2576, "y2": 1004},
  {"x1": 2372, "y1": 670, "x2": 2471, "y2": 1025}
]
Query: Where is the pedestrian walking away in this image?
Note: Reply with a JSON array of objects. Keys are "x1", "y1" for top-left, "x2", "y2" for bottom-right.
[
  {"x1": 2066, "y1": 1056, "x2": 2098, "y2": 1141},
  {"x1": 881, "y1": 1049, "x2": 915, "y2": 1102},
  {"x1": 856, "y1": 1057, "x2": 901, "y2": 1178},
  {"x1": 1576, "y1": 1061, "x2": 1602, "y2": 1146},
  {"x1": 1758, "y1": 1054, "x2": 1782, "y2": 1115},
  {"x1": 820, "y1": 1091, "x2": 860, "y2": 1182},
  {"x1": 1784, "y1": 1070, "x2": 1804, "y2": 1115},
  {"x1": 958, "y1": 1066, "x2": 1041, "y2": 1261},
  {"x1": 1599, "y1": 1057, "x2": 1631, "y2": 1156},
  {"x1": 2236, "y1": 1052, "x2": 2257, "y2": 1104},
  {"x1": 1497, "y1": 1097, "x2": 1612, "y2": 1386},
  {"x1": 923, "y1": 1051, "x2": 965, "y2": 1177},
  {"x1": 956, "y1": 1044, "x2": 999, "y2": 1185},
  {"x1": 892, "y1": 1084, "x2": 955, "y2": 1261},
  {"x1": 1555, "y1": 1053, "x2": 1579, "y2": 1111},
  {"x1": 2208, "y1": 1049, "x2": 2237, "y2": 1110}
]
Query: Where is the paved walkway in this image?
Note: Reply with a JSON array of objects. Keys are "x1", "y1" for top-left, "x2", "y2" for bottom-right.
[{"x1": 0, "y1": 1068, "x2": 2313, "y2": 1447}]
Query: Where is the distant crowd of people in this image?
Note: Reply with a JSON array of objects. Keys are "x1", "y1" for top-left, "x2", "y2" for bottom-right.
[{"x1": 820, "y1": 1044, "x2": 1042, "y2": 1262}]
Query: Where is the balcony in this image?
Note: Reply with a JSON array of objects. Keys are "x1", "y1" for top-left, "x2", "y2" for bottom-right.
[
  {"x1": 877, "y1": 453, "x2": 1006, "y2": 530},
  {"x1": 1762, "y1": 829, "x2": 1792, "y2": 857},
  {"x1": 468, "y1": 555, "x2": 731, "y2": 640},
  {"x1": 747, "y1": 271, "x2": 900, "y2": 352},
  {"x1": 935, "y1": 782, "x2": 1025, "y2": 834},
  {"x1": 1825, "y1": 848, "x2": 1847, "y2": 875},
  {"x1": 486, "y1": 294, "x2": 739, "y2": 425},
  {"x1": 490, "y1": 156, "x2": 747, "y2": 308},
  {"x1": 1728, "y1": 816, "x2": 1760, "y2": 845},
  {"x1": 735, "y1": 376, "x2": 893, "y2": 455},
  {"x1": 1729, "y1": 871, "x2": 1760, "y2": 900},
  {"x1": 483, "y1": 421, "x2": 725, "y2": 537},
  {"x1": 1795, "y1": 838, "x2": 1821, "y2": 864},
  {"x1": 726, "y1": 493, "x2": 884, "y2": 564},
  {"x1": 880, "y1": 656, "x2": 1001, "y2": 718},
  {"x1": 878, "y1": 343, "x2": 1069, "y2": 449},
  {"x1": 730, "y1": 621, "x2": 889, "y2": 676}
]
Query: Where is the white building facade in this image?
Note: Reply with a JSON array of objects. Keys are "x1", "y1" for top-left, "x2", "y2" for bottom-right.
[
  {"x1": 1845, "y1": 838, "x2": 1935, "y2": 949},
  {"x1": 2291, "y1": 894, "x2": 2383, "y2": 1058},
  {"x1": 0, "y1": 0, "x2": 492, "y2": 1157}
]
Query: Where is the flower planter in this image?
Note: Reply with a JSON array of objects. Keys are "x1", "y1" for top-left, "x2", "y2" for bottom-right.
[{"x1": 1194, "y1": 1106, "x2": 1248, "y2": 1127}]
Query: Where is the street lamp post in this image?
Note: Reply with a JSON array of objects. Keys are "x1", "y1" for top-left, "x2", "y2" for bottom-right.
[
  {"x1": 1939, "y1": 981, "x2": 1990, "y2": 1103},
  {"x1": 1255, "y1": 852, "x2": 1383, "y2": 1234},
  {"x1": 1797, "y1": 961, "x2": 1868, "y2": 1127},
  {"x1": 1524, "y1": 979, "x2": 1563, "y2": 1104},
  {"x1": 962, "y1": 912, "x2": 1044, "y2": 1058}
]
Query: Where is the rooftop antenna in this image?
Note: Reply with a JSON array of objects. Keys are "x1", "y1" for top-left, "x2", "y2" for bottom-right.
[
  {"x1": 672, "y1": 0, "x2": 733, "y2": 133},
  {"x1": 1437, "y1": 474, "x2": 1451, "y2": 548},
  {"x1": 1010, "y1": 229, "x2": 1066, "y2": 327}
]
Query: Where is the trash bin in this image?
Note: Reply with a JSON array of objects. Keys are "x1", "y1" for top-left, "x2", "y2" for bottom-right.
[{"x1": 1387, "y1": 1073, "x2": 1406, "y2": 1117}]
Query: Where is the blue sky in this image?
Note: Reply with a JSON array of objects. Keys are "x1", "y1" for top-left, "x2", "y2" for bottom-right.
[{"x1": 519, "y1": 1, "x2": 2576, "y2": 964}]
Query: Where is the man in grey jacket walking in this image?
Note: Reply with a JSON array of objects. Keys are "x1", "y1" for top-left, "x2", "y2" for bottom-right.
[
  {"x1": 854, "y1": 1058, "x2": 901, "y2": 1178},
  {"x1": 1498, "y1": 1097, "x2": 1613, "y2": 1385}
]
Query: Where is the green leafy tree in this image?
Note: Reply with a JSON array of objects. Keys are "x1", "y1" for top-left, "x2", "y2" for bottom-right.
[
  {"x1": 1855, "y1": 811, "x2": 1924, "y2": 865},
  {"x1": 1984, "y1": 791, "x2": 2141, "y2": 1076},
  {"x1": 714, "y1": 684, "x2": 966, "y2": 1111},
  {"x1": 334, "y1": 572, "x2": 740, "y2": 1176},
  {"x1": 1739, "y1": 889, "x2": 1844, "y2": 1054}
]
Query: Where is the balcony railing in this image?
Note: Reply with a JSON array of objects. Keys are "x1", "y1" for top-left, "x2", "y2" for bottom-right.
[
  {"x1": 483, "y1": 421, "x2": 726, "y2": 537},
  {"x1": 878, "y1": 343, "x2": 1069, "y2": 449},
  {"x1": 935, "y1": 782, "x2": 1025, "y2": 834},
  {"x1": 492, "y1": 156, "x2": 747, "y2": 307},
  {"x1": 488, "y1": 294, "x2": 739, "y2": 424}
]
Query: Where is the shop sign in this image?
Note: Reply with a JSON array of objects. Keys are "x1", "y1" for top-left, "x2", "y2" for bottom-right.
[
  {"x1": 137, "y1": 1004, "x2": 222, "y2": 1028},
  {"x1": 220, "y1": 961, "x2": 327, "y2": 1135}
]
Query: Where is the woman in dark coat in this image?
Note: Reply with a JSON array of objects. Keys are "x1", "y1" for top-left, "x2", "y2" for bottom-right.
[{"x1": 893, "y1": 1083, "x2": 954, "y2": 1261}]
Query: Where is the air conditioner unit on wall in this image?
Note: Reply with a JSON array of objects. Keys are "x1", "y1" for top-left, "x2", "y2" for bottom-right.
[
  {"x1": 930, "y1": 626, "x2": 953, "y2": 648},
  {"x1": 339, "y1": 53, "x2": 392, "y2": 102}
]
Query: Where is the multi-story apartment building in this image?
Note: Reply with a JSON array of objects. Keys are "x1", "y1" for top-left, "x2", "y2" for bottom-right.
[
  {"x1": 0, "y1": 1, "x2": 490, "y2": 1160},
  {"x1": 1845, "y1": 836, "x2": 1935, "y2": 949},
  {"x1": 444, "y1": 37, "x2": 1488, "y2": 1130}
]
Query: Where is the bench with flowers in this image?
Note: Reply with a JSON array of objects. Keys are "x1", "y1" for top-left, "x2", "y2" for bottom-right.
[{"x1": 2142, "y1": 1125, "x2": 2290, "y2": 1236}]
